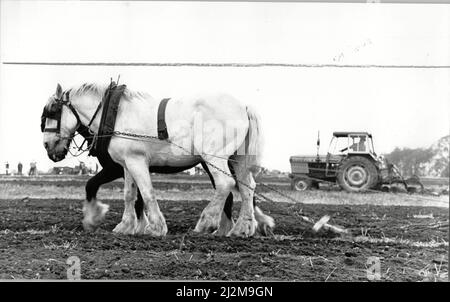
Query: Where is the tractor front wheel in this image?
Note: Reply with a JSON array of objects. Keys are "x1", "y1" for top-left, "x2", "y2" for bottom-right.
[
  {"x1": 293, "y1": 178, "x2": 311, "y2": 191},
  {"x1": 337, "y1": 156, "x2": 378, "y2": 192}
]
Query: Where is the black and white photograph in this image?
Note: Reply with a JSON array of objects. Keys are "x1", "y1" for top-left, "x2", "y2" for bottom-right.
[{"x1": 0, "y1": 0, "x2": 448, "y2": 286}]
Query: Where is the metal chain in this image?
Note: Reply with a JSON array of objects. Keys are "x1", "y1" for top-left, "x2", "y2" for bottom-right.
[
  {"x1": 111, "y1": 130, "x2": 310, "y2": 210},
  {"x1": 66, "y1": 130, "x2": 443, "y2": 205},
  {"x1": 110, "y1": 131, "x2": 326, "y2": 234},
  {"x1": 113, "y1": 131, "x2": 160, "y2": 140}
]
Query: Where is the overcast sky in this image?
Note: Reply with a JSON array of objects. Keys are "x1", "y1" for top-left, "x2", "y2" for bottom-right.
[{"x1": 0, "y1": 1, "x2": 449, "y2": 173}]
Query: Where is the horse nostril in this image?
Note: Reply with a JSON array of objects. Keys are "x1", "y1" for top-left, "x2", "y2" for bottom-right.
[{"x1": 44, "y1": 142, "x2": 49, "y2": 150}]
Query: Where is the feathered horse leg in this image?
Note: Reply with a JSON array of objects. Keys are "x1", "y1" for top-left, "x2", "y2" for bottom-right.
[
  {"x1": 82, "y1": 167, "x2": 120, "y2": 231},
  {"x1": 125, "y1": 157, "x2": 167, "y2": 236}
]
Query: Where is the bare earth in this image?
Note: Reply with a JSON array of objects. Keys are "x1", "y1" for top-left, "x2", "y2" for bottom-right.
[{"x1": 0, "y1": 176, "x2": 448, "y2": 281}]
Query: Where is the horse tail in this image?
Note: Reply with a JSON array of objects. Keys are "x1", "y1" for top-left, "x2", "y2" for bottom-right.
[{"x1": 245, "y1": 105, "x2": 263, "y2": 175}]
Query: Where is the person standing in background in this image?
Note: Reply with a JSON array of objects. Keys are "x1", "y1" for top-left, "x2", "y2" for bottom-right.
[
  {"x1": 17, "y1": 162, "x2": 23, "y2": 175},
  {"x1": 5, "y1": 162, "x2": 9, "y2": 175},
  {"x1": 29, "y1": 161, "x2": 37, "y2": 176}
]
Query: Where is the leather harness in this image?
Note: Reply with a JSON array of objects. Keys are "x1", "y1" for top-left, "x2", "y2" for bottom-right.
[
  {"x1": 157, "y1": 98, "x2": 170, "y2": 140},
  {"x1": 89, "y1": 82, "x2": 126, "y2": 158},
  {"x1": 41, "y1": 82, "x2": 171, "y2": 159},
  {"x1": 91, "y1": 84, "x2": 171, "y2": 158}
]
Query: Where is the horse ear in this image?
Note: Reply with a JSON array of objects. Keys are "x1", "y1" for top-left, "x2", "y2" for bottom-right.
[{"x1": 55, "y1": 83, "x2": 63, "y2": 98}]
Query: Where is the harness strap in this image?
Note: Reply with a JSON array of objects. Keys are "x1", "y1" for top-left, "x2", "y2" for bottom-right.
[
  {"x1": 157, "y1": 98, "x2": 170, "y2": 140},
  {"x1": 64, "y1": 90, "x2": 82, "y2": 132},
  {"x1": 80, "y1": 98, "x2": 102, "y2": 152},
  {"x1": 87, "y1": 99, "x2": 103, "y2": 129}
]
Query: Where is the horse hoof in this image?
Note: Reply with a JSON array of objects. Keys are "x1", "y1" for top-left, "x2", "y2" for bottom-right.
[
  {"x1": 194, "y1": 212, "x2": 221, "y2": 234},
  {"x1": 214, "y1": 227, "x2": 231, "y2": 236},
  {"x1": 256, "y1": 224, "x2": 275, "y2": 237},
  {"x1": 113, "y1": 221, "x2": 136, "y2": 235},
  {"x1": 82, "y1": 220, "x2": 99, "y2": 232},
  {"x1": 144, "y1": 224, "x2": 168, "y2": 237},
  {"x1": 254, "y1": 206, "x2": 275, "y2": 236},
  {"x1": 227, "y1": 217, "x2": 257, "y2": 237},
  {"x1": 82, "y1": 216, "x2": 103, "y2": 232},
  {"x1": 82, "y1": 200, "x2": 109, "y2": 231},
  {"x1": 214, "y1": 219, "x2": 235, "y2": 237},
  {"x1": 194, "y1": 224, "x2": 218, "y2": 234},
  {"x1": 134, "y1": 221, "x2": 147, "y2": 235}
]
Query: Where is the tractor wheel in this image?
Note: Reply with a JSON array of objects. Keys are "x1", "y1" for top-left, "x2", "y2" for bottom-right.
[
  {"x1": 337, "y1": 156, "x2": 378, "y2": 193},
  {"x1": 293, "y1": 178, "x2": 311, "y2": 191},
  {"x1": 380, "y1": 185, "x2": 390, "y2": 192}
]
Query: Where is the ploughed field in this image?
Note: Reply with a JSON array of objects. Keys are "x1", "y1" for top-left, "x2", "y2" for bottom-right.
[{"x1": 0, "y1": 175, "x2": 448, "y2": 281}]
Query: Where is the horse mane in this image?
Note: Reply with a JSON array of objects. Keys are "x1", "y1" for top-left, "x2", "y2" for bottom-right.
[
  {"x1": 45, "y1": 82, "x2": 150, "y2": 111},
  {"x1": 70, "y1": 83, "x2": 107, "y2": 99},
  {"x1": 123, "y1": 89, "x2": 150, "y2": 100},
  {"x1": 44, "y1": 83, "x2": 106, "y2": 111},
  {"x1": 70, "y1": 82, "x2": 150, "y2": 101}
]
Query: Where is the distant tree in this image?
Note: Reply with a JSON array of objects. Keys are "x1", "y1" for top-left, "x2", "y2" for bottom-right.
[
  {"x1": 385, "y1": 147, "x2": 434, "y2": 177},
  {"x1": 411, "y1": 148, "x2": 434, "y2": 175},
  {"x1": 386, "y1": 147, "x2": 404, "y2": 172}
]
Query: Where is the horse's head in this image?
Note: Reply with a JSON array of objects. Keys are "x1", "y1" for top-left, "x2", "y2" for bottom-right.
[{"x1": 41, "y1": 84, "x2": 81, "y2": 162}]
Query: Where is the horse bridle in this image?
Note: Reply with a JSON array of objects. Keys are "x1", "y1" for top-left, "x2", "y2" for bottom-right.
[
  {"x1": 41, "y1": 88, "x2": 105, "y2": 156},
  {"x1": 41, "y1": 90, "x2": 82, "y2": 139}
]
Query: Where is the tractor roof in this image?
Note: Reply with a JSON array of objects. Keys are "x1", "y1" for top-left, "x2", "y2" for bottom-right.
[{"x1": 333, "y1": 131, "x2": 372, "y2": 138}]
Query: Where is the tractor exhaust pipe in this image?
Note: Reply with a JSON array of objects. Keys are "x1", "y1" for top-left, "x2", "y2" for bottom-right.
[{"x1": 316, "y1": 130, "x2": 320, "y2": 162}]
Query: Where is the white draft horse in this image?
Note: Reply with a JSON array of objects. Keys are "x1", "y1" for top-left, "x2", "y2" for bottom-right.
[{"x1": 42, "y1": 83, "x2": 274, "y2": 237}]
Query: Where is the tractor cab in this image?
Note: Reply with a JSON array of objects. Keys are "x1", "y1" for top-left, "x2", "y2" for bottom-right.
[
  {"x1": 325, "y1": 132, "x2": 383, "y2": 180},
  {"x1": 328, "y1": 132, "x2": 377, "y2": 159}
]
